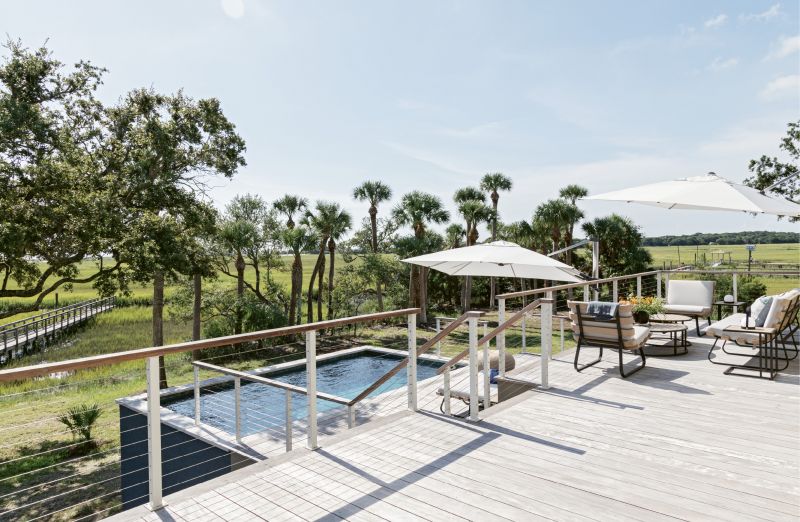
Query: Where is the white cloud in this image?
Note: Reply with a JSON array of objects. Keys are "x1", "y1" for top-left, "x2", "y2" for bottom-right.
[
  {"x1": 740, "y1": 3, "x2": 781, "y2": 22},
  {"x1": 708, "y1": 57, "x2": 739, "y2": 71},
  {"x1": 766, "y1": 35, "x2": 800, "y2": 60},
  {"x1": 759, "y1": 74, "x2": 800, "y2": 100},
  {"x1": 704, "y1": 14, "x2": 728, "y2": 28},
  {"x1": 221, "y1": 0, "x2": 245, "y2": 19}
]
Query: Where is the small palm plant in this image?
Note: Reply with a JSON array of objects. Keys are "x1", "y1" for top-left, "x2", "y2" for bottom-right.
[{"x1": 58, "y1": 403, "x2": 102, "y2": 452}]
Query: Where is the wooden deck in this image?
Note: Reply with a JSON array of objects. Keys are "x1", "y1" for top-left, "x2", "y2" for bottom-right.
[{"x1": 111, "y1": 332, "x2": 800, "y2": 521}]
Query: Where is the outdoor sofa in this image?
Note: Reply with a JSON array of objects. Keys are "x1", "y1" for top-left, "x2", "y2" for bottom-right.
[{"x1": 707, "y1": 288, "x2": 800, "y2": 374}]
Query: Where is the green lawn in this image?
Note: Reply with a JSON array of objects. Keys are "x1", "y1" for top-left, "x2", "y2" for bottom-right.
[{"x1": 646, "y1": 242, "x2": 799, "y2": 268}]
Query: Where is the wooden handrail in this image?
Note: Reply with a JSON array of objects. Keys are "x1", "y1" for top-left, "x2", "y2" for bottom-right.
[
  {"x1": 0, "y1": 307, "x2": 420, "y2": 383},
  {"x1": 193, "y1": 361, "x2": 350, "y2": 405},
  {"x1": 346, "y1": 310, "x2": 481, "y2": 406},
  {"x1": 435, "y1": 299, "x2": 546, "y2": 375},
  {"x1": 496, "y1": 268, "x2": 800, "y2": 300}
]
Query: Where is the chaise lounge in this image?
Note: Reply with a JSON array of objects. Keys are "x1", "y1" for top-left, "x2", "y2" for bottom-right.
[
  {"x1": 568, "y1": 301, "x2": 649, "y2": 378},
  {"x1": 664, "y1": 280, "x2": 715, "y2": 336}
]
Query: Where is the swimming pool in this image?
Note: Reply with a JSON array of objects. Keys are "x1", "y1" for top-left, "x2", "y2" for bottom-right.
[{"x1": 164, "y1": 350, "x2": 443, "y2": 437}]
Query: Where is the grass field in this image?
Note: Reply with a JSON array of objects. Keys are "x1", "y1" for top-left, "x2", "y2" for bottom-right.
[{"x1": 646, "y1": 242, "x2": 799, "y2": 267}]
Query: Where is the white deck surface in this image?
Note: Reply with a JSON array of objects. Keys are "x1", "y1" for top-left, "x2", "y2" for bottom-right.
[{"x1": 111, "y1": 333, "x2": 800, "y2": 521}]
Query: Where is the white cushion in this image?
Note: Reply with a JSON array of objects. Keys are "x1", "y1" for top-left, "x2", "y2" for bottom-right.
[
  {"x1": 667, "y1": 280, "x2": 714, "y2": 308},
  {"x1": 707, "y1": 313, "x2": 745, "y2": 337},
  {"x1": 663, "y1": 304, "x2": 711, "y2": 315},
  {"x1": 748, "y1": 296, "x2": 773, "y2": 327},
  {"x1": 764, "y1": 296, "x2": 790, "y2": 330},
  {"x1": 708, "y1": 313, "x2": 762, "y2": 345}
]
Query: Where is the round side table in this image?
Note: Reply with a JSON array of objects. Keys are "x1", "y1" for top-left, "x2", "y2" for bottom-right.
[{"x1": 644, "y1": 322, "x2": 689, "y2": 356}]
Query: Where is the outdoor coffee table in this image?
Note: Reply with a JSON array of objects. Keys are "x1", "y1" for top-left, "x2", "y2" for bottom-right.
[{"x1": 644, "y1": 323, "x2": 689, "y2": 356}]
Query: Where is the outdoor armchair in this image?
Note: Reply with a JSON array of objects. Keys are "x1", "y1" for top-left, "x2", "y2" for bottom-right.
[
  {"x1": 568, "y1": 301, "x2": 648, "y2": 378},
  {"x1": 663, "y1": 280, "x2": 715, "y2": 336}
]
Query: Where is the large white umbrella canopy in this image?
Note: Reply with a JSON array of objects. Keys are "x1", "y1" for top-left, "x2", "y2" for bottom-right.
[
  {"x1": 402, "y1": 241, "x2": 584, "y2": 282},
  {"x1": 583, "y1": 172, "x2": 800, "y2": 217}
]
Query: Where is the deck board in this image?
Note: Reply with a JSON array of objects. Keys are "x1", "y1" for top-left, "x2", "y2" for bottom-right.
[{"x1": 111, "y1": 332, "x2": 800, "y2": 522}]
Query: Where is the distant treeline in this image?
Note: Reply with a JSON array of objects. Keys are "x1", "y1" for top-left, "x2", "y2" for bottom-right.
[{"x1": 644, "y1": 231, "x2": 800, "y2": 246}]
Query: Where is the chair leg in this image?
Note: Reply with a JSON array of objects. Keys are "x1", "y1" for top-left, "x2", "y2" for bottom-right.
[
  {"x1": 618, "y1": 348, "x2": 646, "y2": 378},
  {"x1": 695, "y1": 316, "x2": 705, "y2": 337},
  {"x1": 708, "y1": 338, "x2": 735, "y2": 366},
  {"x1": 574, "y1": 339, "x2": 602, "y2": 372}
]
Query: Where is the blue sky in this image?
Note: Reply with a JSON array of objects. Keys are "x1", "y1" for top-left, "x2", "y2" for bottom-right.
[{"x1": 3, "y1": 1, "x2": 799, "y2": 237}]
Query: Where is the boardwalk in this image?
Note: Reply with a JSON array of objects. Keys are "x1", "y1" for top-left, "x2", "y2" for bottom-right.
[
  {"x1": 112, "y1": 333, "x2": 800, "y2": 521},
  {"x1": 0, "y1": 298, "x2": 114, "y2": 361}
]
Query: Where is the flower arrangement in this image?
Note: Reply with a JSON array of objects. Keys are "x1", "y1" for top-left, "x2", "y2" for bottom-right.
[{"x1": 619, "y1": 296, "x2": 664, "y2": 324}]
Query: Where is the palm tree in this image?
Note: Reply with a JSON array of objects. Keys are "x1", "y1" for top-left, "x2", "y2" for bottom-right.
[
  {"x1": 353, "y1": 180, "x2": 392, "y2": 311},
  {"x1": 456, "y1": 199, "x2": 493, "y2": 310},
  {"x1": 457, "y1": 200, "x2": 492, "y2": 246},
  {"x1": 218, "y1": 219, "x2": 258, "y2": 334},
  {"x1": 303, "y1": 202, "x2": 334, "y2": 323},
  {"x1": 453, "y1": 186, "x2": 485, "y2": 206},
  {"x1": 480, "y1": 173, "x2": 513, "y2": 240},
  {"x1": 558, "y1": 184, "x2": 588, "y2": 266},
  {"x1": 453, "y1": 187, "x2": 488, "y2": 310},
  {"x1": 326, "y1": 207, "x2": 353, "y2": 319},
  {"x1": 534, "y1": 199, "x2": 572, "y2": 253},
  {"x1": 282, "y1": 226, "x2": 314, "y2": 325},
  {"x1": 392, "y1": 191, "x2": 449, "y2": 323},
  {"x1": 445, "y1": 223, "x2": 466, "y2": 249},
  {"x1": 273, "y1": 194, "x2": 309, "y2": 229},
  {"x1": 481, "y1": 173, "x2": 513, "y2": 307}
]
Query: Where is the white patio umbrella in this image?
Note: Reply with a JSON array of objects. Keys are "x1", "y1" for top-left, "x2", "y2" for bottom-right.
[
  {"x1": 402, "y1": 240, "x2": 584, "y2": 282},
  {"x1": 583, "y1": 172, "x2": 800, "y2": 217}
]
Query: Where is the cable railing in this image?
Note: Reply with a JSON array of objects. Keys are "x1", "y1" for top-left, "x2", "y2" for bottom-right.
[
  {"x1": 0, "y1": 307, "x2": 419, "y2": 520},
  {"x1": 192, "y1": 360, "x2": 351, "y2": 449},
  {"x1": 434, "y1": 299, "x2": 551, "y2": 421}
]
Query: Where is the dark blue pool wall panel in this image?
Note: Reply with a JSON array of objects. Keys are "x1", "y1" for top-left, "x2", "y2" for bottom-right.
[{"x1": 119, "y1": 405, "x2": 245, "y2": 510}]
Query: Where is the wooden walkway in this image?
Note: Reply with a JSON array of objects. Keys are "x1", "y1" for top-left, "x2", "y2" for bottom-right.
[
  {"x1": 112, "y1": 333, "x2": 800, "y2": 521},
  {"x1": 0, "y1": 298, "x2": 114, "y2": 360}
]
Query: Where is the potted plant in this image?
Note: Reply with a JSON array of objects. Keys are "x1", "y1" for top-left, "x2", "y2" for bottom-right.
[{"x1": 620, "y1": 296, "x2": 664, "y2": 324}]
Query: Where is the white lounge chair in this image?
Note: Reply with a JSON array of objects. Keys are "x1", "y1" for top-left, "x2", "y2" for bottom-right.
[{"x1": 664, "y1": 280, "x2": 715, "y2": 336}]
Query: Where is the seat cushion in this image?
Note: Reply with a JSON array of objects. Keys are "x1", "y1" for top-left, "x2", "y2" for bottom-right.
[
  {"x1": 625, "y1": 325, "x2": 651, "y2": 349},
  {"x1": 707, "y1": 313, "x2": 745, "y2": 337},
  {"x1": 663, "y1": 304, "x2": 711, "y2": 316},
  {"x1": 708, "y1": 312, "x2": 779, "y2": 346},
  {"x1": 667, "y1": 280, "x2": 714, "y2": 308},
  {"x1": 764, "y1": 296, "x2": 790, "y2": 330}
]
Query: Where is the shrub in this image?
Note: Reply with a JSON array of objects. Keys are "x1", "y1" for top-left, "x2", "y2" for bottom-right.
[{"x1": 58, "y1": 403, "x2": 102, "y2": 453}]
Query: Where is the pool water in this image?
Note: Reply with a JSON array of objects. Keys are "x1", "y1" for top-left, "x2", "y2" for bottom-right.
[{"x1": 164, "y1": 351, "x2": 443, "y2": 437}]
